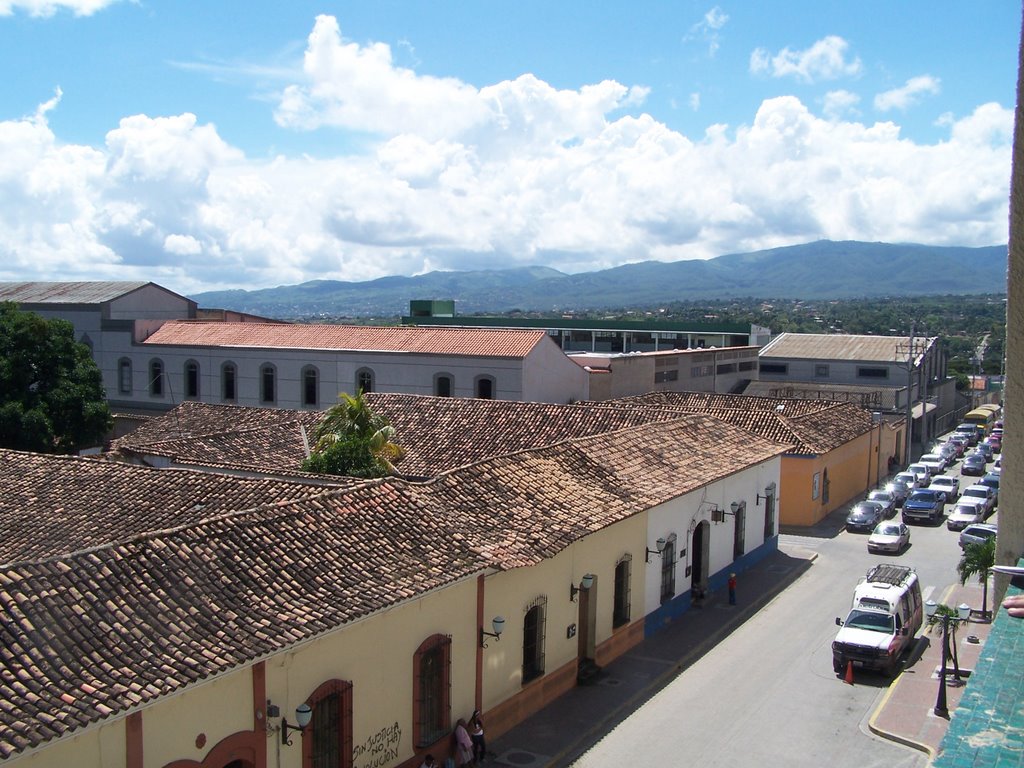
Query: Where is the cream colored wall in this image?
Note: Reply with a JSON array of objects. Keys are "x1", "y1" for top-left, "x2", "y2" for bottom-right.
[
  {"x1": 478, "y1": 513, "x2": 648, "y2": 712},
  {"x1": 142, "y1": 668, "x2": 254, "y2": 768},
  {"x1": 8, "y1": 720, "x2": 125, "y2": 768},
  {"x1": 265, "y1": 576, "x2": 480, "y2": 768}
]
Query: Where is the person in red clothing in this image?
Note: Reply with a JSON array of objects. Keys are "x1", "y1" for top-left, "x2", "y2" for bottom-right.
[{"x1": 728, "y1": 573, "x2": 737, "y2": 605}]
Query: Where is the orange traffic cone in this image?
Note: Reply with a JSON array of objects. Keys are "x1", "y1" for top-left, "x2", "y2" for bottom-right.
[{"x1": 845, "y1": 660, "x2": 855, "y2": 685}]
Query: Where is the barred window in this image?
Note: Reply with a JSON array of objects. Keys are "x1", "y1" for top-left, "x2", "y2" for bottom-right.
[
  {"x1": 733, "y1": 502, "x2": 746, "y2": 559},
  {"x1": 613, "y1": 554, "x2": 632, "y2": 628},
  {"x1": 222, "y1": 362, "x2": 236, "y2": 401},
  {"x1": 302, "y1": 679, "x2": 353, "y2": 768},
  {"x1": 149, "y1": 359, "x2": 164, "y2": 396},
  {"x1": 184, "y1": 361, "x2": 200, "y2": 399},
  {"x1": 659, "y1": 535, "x2": 677, "y2": 605},
  {"x1": 356, "y1": 368, "x2": 374, "y2": 394},
  {"x1": 413, "y1": 634, "x2": 451, "y2": 747},
  {"x1": 522, "y1": 597, "x2": 547, "y2": 683},
  {"x1": 302, "y1": 366, "x2": 319, "y2": 407},
  {"x1": 118, "y1": 358, "x2": 132, "y2": 394},
  {"x1": 261, "y1": 363, "x2": 276, "y2": 403}
]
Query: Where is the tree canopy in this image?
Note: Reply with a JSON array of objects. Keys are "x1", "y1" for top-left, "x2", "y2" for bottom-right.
[
  {"x1": 301, "y1": 392, "x2": 405, "y2": 478},
  {"x1": 0, "y1": 303, "x2": 112, "y2": 453}
]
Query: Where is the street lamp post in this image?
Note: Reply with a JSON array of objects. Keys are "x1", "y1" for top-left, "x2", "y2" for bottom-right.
[{"x1": 925, "y1": 600, "x2": 972, "y2": 718}]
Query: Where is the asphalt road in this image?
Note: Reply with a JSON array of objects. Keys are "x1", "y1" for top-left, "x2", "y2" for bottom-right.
[{"x1": 571, "y1": 439, "x2": 992, "y2": 768}]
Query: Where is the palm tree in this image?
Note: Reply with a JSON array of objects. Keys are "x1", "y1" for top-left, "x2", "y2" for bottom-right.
[
  {"x1": 926, "y1": 602, "x2": 966, "y2": 681},
  {"x1": 958, "y1": 537, "x2": 996, "y2": 621},
  {"x1": 305, "y1": 392, "x2": 405, "y2": 477}
]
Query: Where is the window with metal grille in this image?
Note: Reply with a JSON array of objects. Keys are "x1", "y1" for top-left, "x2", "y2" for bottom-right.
[
  {"x1": 659, "y1": 536, "x2": 676, "y2": 605},
  {"x1": 434, "y1": 374, "x2": 453, "y2": 397},
  {"x1": 302, "y1": 679, "x2": 353, "y2": 768},
  {"x1": 356, "y1": 368, "x2": 374, "y2": 394},
  {"x1": 185, "y1": 361, "x2": 199, "y2": 399},
  {"x1": 261, "y1": 363, "x2": 276, "y2": 403},
  {"x1": 764, "y1": 493, "x2": 775, "y2": 540},
  {"x1": 222, "y1": 362, "x2": 236, "y2": 401},
  {"x1": 118, "y1": 358, "x2": 132, "y2": 394},
  {"x1": 149, "y1": 359, "x2": 163, "y2": 396},
  {"x1": 475, "y1": 376, "x2": 495, "y2": 400},
  {"x1": 413, "y1": 634, "x2": 451, "y2": 747},
  {"x1": 522, "y1": 597, "x2": 547, "y2": 683},
  {"x1": 302, "y1": 366, "x2": 319, "y2": 407},
  {"x1": 733, "y1": 502, "x2": 746, "y2": 559},
  {"x1": 613, "y1": 555, "x2": 632, "y2": 628}
]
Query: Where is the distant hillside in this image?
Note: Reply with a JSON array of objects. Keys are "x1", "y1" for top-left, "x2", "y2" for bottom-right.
[{"x1": 191, "y1": 240, "x2": 1007, "y2": 318}]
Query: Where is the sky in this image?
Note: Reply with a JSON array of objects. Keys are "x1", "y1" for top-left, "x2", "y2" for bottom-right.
[{"x1": 0, "y1": 1, "x2": 1019, "y2": 296}]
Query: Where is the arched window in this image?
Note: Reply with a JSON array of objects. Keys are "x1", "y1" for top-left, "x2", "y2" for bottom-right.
[
  {"x1": 434, "y1": 374, "x2": 453, "y2": 398},
  {"x1": 222, "y1": 362, "x2": 237, "y2": 402},
  {"x1": 149, "y1": 359, "x2": 164, "y2": 397},
  {"x1": 260, "y1": 363, "x2": 276, "y2": 404},
  {"x1": 301, "y1": 679, "x2": 353, "y2": 768},
  {"x1": 184, "y1": 360, "x2": 200, "y2": 400},
  {"x1": 522, "y1": 596, "x2": 547, "y2": 684},
  {"x1": 118, "y1": 358, "x2": 132, "y2": 394},
  {"x1": 413, "y1": 634, "x2": 451, "y2": 747},
  {"x1": 302, "y1": 366, "x2": 319, "y2": 407},
  {"x1": 733, "y1": 501, "x2": 746, "y2": 559},
  {"x1": 475, "y1": 375, "x2": 495, "y2": 400},
  {"x1": 356, "y1": 368, "x2": 374, "y2": 394}
]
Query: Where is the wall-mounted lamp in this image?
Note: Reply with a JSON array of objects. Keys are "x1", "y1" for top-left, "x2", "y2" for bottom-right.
[
  {"x1": 730, "y1": 501, "x2": 740, "y2": 515},
  {"x1": 267, "y1": 701, "x2": 313, "y2": 746},
  {"x1": 480, "y1": 616, "x2": 505, "y2": 648},
  {"x1": 756, "y1": 482, "x2": 777, "y2": 506},
  {"x1": 570, "y1": 573, "x2": 595, "y2": 602},
  {"x1": 645, "y1": 537, "x2": 667, "y2": 563}
]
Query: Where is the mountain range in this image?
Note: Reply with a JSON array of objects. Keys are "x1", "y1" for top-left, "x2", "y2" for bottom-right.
[{"x1": 191, "y1": 240, "x2": 1008, "y2": 319}]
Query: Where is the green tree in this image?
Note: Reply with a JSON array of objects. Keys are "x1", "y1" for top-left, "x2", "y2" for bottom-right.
[
  {"x1": 301, "y1": 392, "x2": 404, "y2": 477},
  {"x1": 958, "y1": 536, "x2": 996, "y2": 620},
  {"x1": 0, "y1": 303, "x2": 112, "y2": 453}
]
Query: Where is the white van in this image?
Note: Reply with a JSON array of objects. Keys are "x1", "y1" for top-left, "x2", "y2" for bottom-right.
[{"x1": 832, "y1": 564, "x2": 923, "y2": 677}]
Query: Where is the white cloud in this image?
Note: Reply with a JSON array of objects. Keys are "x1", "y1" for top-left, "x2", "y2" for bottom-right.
[
  {"x1": 874, "y1": 75, "x2": 941, "y2": 111},
  {"x1": 0, "y1": 0, "x2": 124, "y2": 17},
  {"x1": 750, "y1": 35, "x2": 862, "y2": 83},
  {"x1": 823, "y1": 90, "x2": 860, "y2": 120},
  {"x1": 0, "y1": 17, "x2": 1012, "y2": 296},
  {"x1": 685, "y1": 6, "x2": 729, "y2": 56},
  {"x1": 689, "y1": 92, "x2": 701, "y2": 111}
]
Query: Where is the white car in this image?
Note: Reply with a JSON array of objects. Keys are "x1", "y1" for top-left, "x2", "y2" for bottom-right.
[
  {"x1": 918, "y1": 453, "x2": 947, "y2": 475},
  {"x1": 947, "y1": 501, "x2": 985, "y2": 531},
  {"x1": 929, "y1": 475, "x2": 960, "y2": 502},
  {"x1": 907, "y1": 462, "x2": 932, "y2": 487},
  {"x1": 959, "y1": 522, "x2": 997, "y2": 549},
  {"x1": 961, "y1": 484, "x2": 996, "y2": 519},
  {"x1": 867, "y1": 521, "x2": 911, "y2": 554}
]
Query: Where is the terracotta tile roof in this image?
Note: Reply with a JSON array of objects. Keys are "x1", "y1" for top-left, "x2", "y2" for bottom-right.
[
  {"x1": 0, "y1": 449, "x2": 334, "y2": 565},
  {"x1": 142, "y1": 321, "x2": 548, "y2": 358},
  {"x1": 0, "y1": 418, "x2": 785, "y2": 758},
  {"x1": 0, "y1": 281, "x2": 153, "y2": 305},
  {"x1": 593, "y1": 391, "x2": 872, "y2": 454},
  {"x1": 112, "y1": 398, "x2": 691, "y2": 479}
]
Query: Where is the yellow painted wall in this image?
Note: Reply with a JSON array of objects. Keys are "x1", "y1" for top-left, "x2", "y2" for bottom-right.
[
  {"x1": 143, "y1": 668, "x2": 254, "y2": 768},
  {"x1": 8, "y1": 720, "x2": 125, "y2": 768},
  {"x1": 779, "y1": 430, "x2": 879, "y2": 526},
  {"x1": 479, "y1": 514, "x2": 648, "y2": 712}
]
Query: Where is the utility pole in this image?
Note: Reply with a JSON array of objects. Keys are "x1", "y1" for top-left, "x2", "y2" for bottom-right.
[{"x1": 896, "y1": 325, "x2": 917, "y2": 466}]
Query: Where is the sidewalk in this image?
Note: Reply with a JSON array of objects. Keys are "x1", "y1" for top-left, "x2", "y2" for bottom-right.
[{"x1": 486, "y1": 543, "x2": 990, "y2": 768}]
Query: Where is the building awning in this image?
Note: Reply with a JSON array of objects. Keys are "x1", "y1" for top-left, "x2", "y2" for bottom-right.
[{"x1": 911, "y1": 401, "x2": 938, "y2": 419}]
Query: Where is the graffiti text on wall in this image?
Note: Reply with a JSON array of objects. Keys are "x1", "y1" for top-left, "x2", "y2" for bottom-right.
[{"x1": 353, "y1": 722, "x2": 402, "y2": 768}]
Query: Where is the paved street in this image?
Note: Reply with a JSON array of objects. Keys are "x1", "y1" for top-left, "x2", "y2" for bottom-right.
[{"x1": 490, "y1": 433, "x2": 997, "y2": 768}]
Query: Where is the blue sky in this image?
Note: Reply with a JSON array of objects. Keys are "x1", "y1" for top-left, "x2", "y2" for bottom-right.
[{"x1": 0, "y1": 1, "x2": 1018, "y2": 296}]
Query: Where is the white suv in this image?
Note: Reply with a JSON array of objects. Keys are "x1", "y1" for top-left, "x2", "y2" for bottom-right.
[
  {"x1": 930, "y1": 475, "x2": 960, "y2": 502},
  {"x1": 961, "y1": 484, "x2": 996, "y2": 519}
]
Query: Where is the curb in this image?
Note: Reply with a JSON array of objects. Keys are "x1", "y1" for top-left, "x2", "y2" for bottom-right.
[{"x1": 541, "y1": 550, "x2": 819, "y2": 767}]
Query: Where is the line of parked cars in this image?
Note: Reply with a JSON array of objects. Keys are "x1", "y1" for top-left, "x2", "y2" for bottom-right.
[{"x1": 845, "y1": 415, "x2": 1003, "y2": 555}]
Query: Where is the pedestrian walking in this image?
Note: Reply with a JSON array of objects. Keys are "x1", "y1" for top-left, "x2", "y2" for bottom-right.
[{"x1": 728, "y1": 572, "x2": 737, "y2": 605}]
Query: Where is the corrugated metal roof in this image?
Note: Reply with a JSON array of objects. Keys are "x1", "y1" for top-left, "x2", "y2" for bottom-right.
[
  {"x1": 143, "y1": 320, "x2": 548, "y2": 357},
  {"x1": 0, "y1": 281, "x2": 152, "y2": 304},
  {"x1": 759, "y1": 332, "x2": 931, "y2": 363}
]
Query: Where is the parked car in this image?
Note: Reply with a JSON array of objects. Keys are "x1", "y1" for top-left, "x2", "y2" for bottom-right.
[
  {"x1": 867, "y1": 489, "x2": 898, "y2": 519},
  {"x1": 983, "y1": 435, "x2": 1001, "y2": 454},
  {"x1": 907, "y1": 462, "x2": 932, "y2": 487},
  {"x1": 946, "y1": 435, "x2": 969, "y2": 456},
  {"x1": 979, "y1": 473, "x2": 1000, "y2": 505},
  {"x1": 886, "y1": 478, "x2": 913, "y2": 507},
  {"x1": 961, "y1": 453, "x2": 987, "y2": 476},
  {"x1": 929, "y1": 475, "x2": 960, "y2": 502},
  {"x1": 961, "y1": 484, "x2": 996, "y2": 519},
  {"x1": 973, "y1": 442, "x2": 994, "y2": 462},
  {"x1": 959, "y1": 522, "x2": 998, "y2": 549},
  {"x1": 918, "y1": 453, "x2": 947, "y2": 475},
  {"x1": 867, "y1": 521, "x2": 911, "y2": 554},
  {"x1": 947, "y1": 501, "x2": 985, "y2": 531},
  {"x1": 993, "y1": 456, "x2": 1002, "y2": 474},
  {"x1": 902, "y1": 489, "x2": 945, "y2": 525},
  {"x1": 954, "y1": 424, "x2": 982, "y2": 446},
  {"x1": 892, "y1": 472, "x2": 919, "y2": 497},
  {"x1": 846, "y1": 501, "x2": 887, "y2": 533}
]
